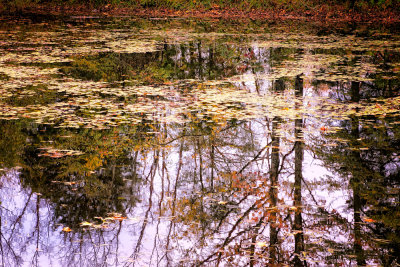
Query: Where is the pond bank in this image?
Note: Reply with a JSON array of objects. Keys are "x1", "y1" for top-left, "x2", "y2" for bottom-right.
[{"x1": 1, "y1": 3, "x2": 400, "y2": 24}]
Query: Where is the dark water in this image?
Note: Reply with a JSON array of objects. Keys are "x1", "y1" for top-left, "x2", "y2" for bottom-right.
[{"x1": 0, "y1": 16, "x2": 399, "y2": 266}]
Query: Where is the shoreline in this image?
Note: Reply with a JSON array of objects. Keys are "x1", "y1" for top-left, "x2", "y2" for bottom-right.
[{"x1": 0, "y1": 4, "x2": 400, "y2": 24}]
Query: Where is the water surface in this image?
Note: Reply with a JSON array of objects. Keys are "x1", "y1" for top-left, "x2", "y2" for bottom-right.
[{"x1": 0, "y1": 16, "x2": 399, "y2": 266}]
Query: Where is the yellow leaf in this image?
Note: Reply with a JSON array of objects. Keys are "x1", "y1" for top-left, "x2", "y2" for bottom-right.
[
  {"x1": 62, "y1": 227, "x2": 72, "y2": 232},
  {"x1": 256, "y1": 241, "x2": 267, "y2": 247},
  {"x1": 80, "y1": 221, "x2": 93, "y2": 227}
]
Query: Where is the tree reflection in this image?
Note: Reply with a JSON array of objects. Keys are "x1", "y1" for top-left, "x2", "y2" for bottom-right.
[
  {"x1": 312, "y1": 79, "x2": 400, "y2": 265},
  {"x1": 0, "y1": 27, "x2": 399, "y2": 266},
  {"x1": 62, "y1": 40, "x2": 246, "y2": 84},
  {"x1": 291, "y1": 75, "x2": 306, "y2": 267},
  {"x1": 269, "y1": 78, "x2": 284, "y2": 265}
]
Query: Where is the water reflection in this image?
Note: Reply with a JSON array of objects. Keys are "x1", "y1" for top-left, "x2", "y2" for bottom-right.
[
  {"x1": 0, "y1": 17, "x2": 399, "y2": 266},
  {"x1": 61, "y1": 42, "x2": 247, "y2": 83}
]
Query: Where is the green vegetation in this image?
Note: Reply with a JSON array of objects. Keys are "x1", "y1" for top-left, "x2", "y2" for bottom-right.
[{"x1": 60, "y1": 42, "x2": 245, "y2": 84}]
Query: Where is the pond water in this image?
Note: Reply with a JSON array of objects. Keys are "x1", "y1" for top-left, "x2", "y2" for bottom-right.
[{"x1": 0, "y1": 16, "x2": 399, "y2": 266}]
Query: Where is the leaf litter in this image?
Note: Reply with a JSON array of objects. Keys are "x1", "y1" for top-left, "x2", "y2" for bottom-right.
[{"x1": 0, "y1": 19, "x2": 399, "y2": 132}]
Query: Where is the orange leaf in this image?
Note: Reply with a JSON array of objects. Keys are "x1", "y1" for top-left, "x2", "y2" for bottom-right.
[
  {"x1": 364, "y1": 218, "x2": 376, "y2": 223},
  {"x1": 113, "y1": 216, "x2": 127, "y2": 221}
]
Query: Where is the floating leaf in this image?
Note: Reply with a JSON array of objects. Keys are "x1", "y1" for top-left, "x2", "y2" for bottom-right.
[
  {"x1": 256, "y1": 241, "x2": 267, "y2": 247},
  {"x1": 80, "y1": 221, "x2": 93, "y2": 227},
  {"x1": 363, "y1": 217, "x2": 377, "y2": 223},
  {"x1": 62, "y1": 227, "x2": 72, "y2": 232}
]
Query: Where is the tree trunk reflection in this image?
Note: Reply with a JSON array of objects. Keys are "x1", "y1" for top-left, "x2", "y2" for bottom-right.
[{"x1": 292, "y1": 75, "x2": 306, "y2": 266}]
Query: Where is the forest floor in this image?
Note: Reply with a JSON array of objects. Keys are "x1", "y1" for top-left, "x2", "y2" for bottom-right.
[{"x1": 1, "y1": 3, "x2": 400, "y2": 24}]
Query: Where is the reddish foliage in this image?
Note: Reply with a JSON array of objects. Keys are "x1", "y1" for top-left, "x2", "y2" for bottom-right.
[{"x1": 1, "y1": 4, "x2": 400, "y2": 24}]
